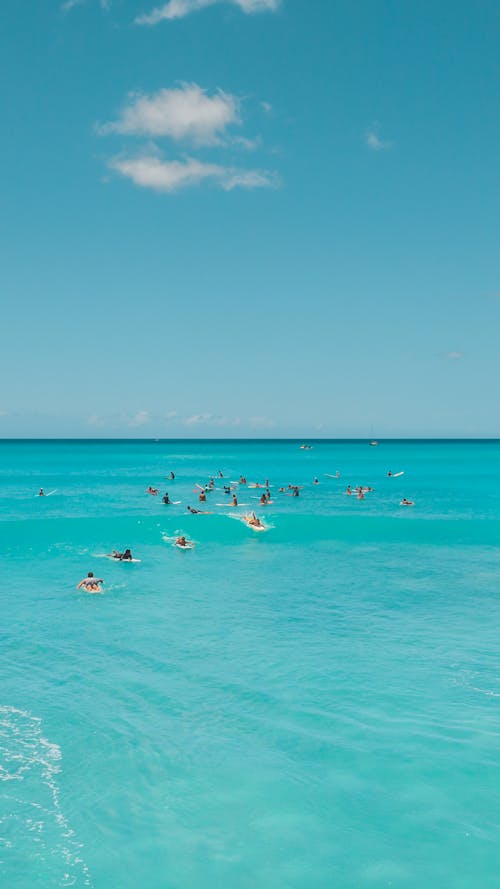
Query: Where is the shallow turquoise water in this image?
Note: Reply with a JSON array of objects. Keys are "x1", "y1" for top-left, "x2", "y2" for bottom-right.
[{"x1": 2, "y1": 440, "x2": 500, "y2": 888}]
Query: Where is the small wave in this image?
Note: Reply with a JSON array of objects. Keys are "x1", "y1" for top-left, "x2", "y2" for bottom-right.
[{"x1": 0, "y1": 705, "x2": 92, "y2": 887}]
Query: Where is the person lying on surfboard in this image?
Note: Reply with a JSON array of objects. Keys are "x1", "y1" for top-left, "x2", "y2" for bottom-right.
[
  {"x1": 76, "y1": 571, "x2": 103, "y2": 592},
  {"x1": 147, "y1": 486, "x2": 159, "y2": 496},
  {"x1": 111, "y1": 549, "x2": 133, "y2": 561},
  {"x1": 175, "y1": 536, "x2": 193, "y2": 548},
  {"x1": 246, "y1": 513, "x2": 264, "y2": 528}
]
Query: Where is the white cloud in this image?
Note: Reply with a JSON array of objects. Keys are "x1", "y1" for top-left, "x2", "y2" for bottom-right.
[
  {"x1": 183, "y1": 413, "x2": 242, "y2": 427},
  {"x1": 135, "y1": 0, "x2": 280, "y2": 26},
  {"x1": 129, "y1": 410, "x2": 151, "y2": 426},
  {"x1": 99, "y1": 84, "x2": 239, "y2": 147},
  {"x1": 260, "y1": 101, "x2": 273, "y2": 115},
  {"x1": 109, "y1": 153, "x2": 279, "y2": 193},
  {"x1": 446, "y1": 351, "x2": 464, "y2": 360},
  {"x1": 366, "y1": 125, "x2": 392, "y2": 151},
  {"x1": 61, "y1": 0, "x2": 110, "y2": 10}
]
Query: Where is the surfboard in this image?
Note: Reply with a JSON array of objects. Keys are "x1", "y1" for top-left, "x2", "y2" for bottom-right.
[
  {"x1": 324, "y1": 474, "x2": 340, "y2": 479},
  {"x1": 392, "y1": 472, "x2": 405, "y2": 478},
  {"x1": 175, "y1": 542, "x2": 194, "y2": 549},
  {"x1": 216, "y1": 503, "x2": 248, "y2": 507},
  {"x1": 104, "y1": 555, "x2": 141, "y2": 562}
]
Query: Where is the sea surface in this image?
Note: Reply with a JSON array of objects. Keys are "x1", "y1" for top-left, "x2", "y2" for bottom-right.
[{"x1": 1, "y1": 439, "x2": 500, "y2": 888}]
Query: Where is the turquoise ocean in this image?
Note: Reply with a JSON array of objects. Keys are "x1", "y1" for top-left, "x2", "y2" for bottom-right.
[{"x1": 2, "y1": 439, "x2": 500, "y2": 888}]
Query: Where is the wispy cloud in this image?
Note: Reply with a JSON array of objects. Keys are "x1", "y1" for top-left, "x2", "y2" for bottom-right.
[
  {"x1": 446, "y1": 351, "x2": 464, "y2": 360},
  {"x1": 136, "y1": 0, "x2": 280, "y2": 26},
  {"x1": 109, "y1": 153, "x2": 279, "y2": 193},
  {"x1": 61, "y1": 0, "x2": 110, "y2": 11},
  {"x1": 183, "y1": 413, "x2": 242, "y2": 427},
  {"x1": 366, "y1": 124, "x2": 392, "y2": 151},
  {"x1": 99, "y1": 84, "x2": 240, "y2": 147}
]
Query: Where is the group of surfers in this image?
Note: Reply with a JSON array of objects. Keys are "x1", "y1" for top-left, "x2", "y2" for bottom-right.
[{"x1": 74, "y1": 463, "x2": 415, "y2": 591}]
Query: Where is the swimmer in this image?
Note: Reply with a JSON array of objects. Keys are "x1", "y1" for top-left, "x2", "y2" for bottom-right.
[
  {"x1": 313, "y1": 477, "x2": 319, "y2": 485},
  {"x1": 76, "y1": 571, "x2": 103, "y2": 592},
  {"x1": 346, "y1": 485, "x2": 352, "y2": 495},
  {"x1": 278, "y1": 486, "x2": 286, "y2": 493},
  {"x1": 217, "y1": 470, "x2": 223, "y2": 478},
  {"x1": 209, "y1": 479, "x2": 215, "y2": 489},
  {"x1": 162, "y1": 492, "x2": 171, "y2": 504},
  {"x1": 147, "y1": 486, "x2": 159, "y2": 496},
  {"x1": 357, "y1": 489, "x2": 365, "y2": 500},
  {"x1": 239, "y1": 476, "x2": 247, "y2": 485},
  {"x1": 387, "y1": 470, "x2": 393, "y2": 477},
  {"x1": 168, "y1": 471, "x2": 175, "y2": 480}
]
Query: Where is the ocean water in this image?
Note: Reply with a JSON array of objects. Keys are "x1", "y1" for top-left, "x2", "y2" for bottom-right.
[{"x1": 2, "y1": 439, "x2": 500, "y2": 888}]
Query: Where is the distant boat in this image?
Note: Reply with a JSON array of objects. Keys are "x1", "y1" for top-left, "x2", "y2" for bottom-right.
[
  {"x1": 300, "y1": 444, "x2": 313, "y2": 450},
  {"x1": 369, "y1": 440, "x2": 379, "y2": 446}
]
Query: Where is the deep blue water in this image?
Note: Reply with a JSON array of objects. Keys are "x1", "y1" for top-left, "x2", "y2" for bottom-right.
[{"x1": 2, "y1": 440, "x2": 500, "y2": 888}]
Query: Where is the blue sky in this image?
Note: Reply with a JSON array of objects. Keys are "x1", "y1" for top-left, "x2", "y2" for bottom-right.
[{"x1": 1, "y1": 0, "x2": 499, "y2": 437}]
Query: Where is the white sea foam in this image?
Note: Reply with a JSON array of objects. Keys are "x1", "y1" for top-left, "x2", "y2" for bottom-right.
[{"x1": 0, "y1": 705, "x2": 92, "y2": 887}]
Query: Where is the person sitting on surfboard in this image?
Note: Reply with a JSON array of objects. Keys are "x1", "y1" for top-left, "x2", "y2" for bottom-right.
[
  {"x1": 39, "y1": 488, "x2": 45, "y2": 496},
  {"x1": 387, "y1": 471, "x2": 393, "y2": 477},
  {"x1": 76, "y1": 571, "x2": 103, "y2": 592},
  {"x1": 259, "y1": 493, "x2": 267, "y2": 504},
  {"x1": 232, "y1": 494, "x2": 238, "y2": 506},
  {"x1": 168, "y1": 471, "x2": 175, "y2": 480},
  {"x1": 199, "y1": 490, "x2": 207, "y2": 502},
  {"x1": 162, "y1": 492, "x2": 171, "y2": 504},
  {"x1": 239, "y1": 476, "x2": 247, "y2": 485}
]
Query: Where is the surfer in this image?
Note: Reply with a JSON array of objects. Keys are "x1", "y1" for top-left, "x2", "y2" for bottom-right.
[
  {"x1": 246, "y1": 512, "x2": 264, "y2": 528},
  {"x1": 346, "y1": 485, "x2": 352, "y2": 495},
  {"x1": 76, "y1": 571, "x2": 103, "y2": 592},
  {"x1": 109, "y1": 549, "x2": 133, "y2": 561},
  {"x1": 313, "y1": 477, "x2": 319, "y2": 485},
  {"x1": 387, "y1": 471, "x2": 393, "y2": 477},
  {"x1": 401, "y1": 498, "x2": 414, "y2": 506},
  {"x1": 239, "y1": 476, "x2": 247, "y2": 485},
  {"x1": 259, "y1": 493, "x2": 267, "y2": 504},
  {"x1": 232, "y1": 493, "x2": 238, "y2": 506},
  {"x1": 147, "y1": 486, "x2": 159, "y2": 496},
  {"x1": 162, "y1": 492, "x2": 171, "y2": 504},
  {"x1": 217, "y1": 470, "x2": 223, "y2": 478},
  {"x1": 39, "y1": 488, "x2": 45, "y2": 496},
  {"x1": 199, "y1": 490, "x2": 207, "y2": 503},
  {"x1": 175, "y1": 536, "x2": 193, "y2": 548},
  {"x1": 168, "y1": 471, "x2": 175, "y2": 480}
]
